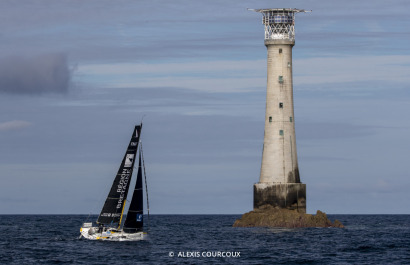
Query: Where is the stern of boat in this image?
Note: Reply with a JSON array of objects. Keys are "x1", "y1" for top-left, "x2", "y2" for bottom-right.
[{"x1": 79, "y1": 222, "x2": 95, "y2": 239}]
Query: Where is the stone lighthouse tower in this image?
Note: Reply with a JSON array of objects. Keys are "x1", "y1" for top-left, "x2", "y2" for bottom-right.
[{"x1": 251, "y1": 8, "x2": 309, "y2": 213}]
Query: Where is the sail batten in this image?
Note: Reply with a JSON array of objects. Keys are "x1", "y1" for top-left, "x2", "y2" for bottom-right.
[{"x1": 97, "y1": 125, "x2": 142, "y2": 225}]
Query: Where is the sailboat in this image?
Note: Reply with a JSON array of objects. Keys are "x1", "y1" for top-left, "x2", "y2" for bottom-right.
[{"x1": 80, "y1": 124, "x2": 149, "y2": 241}]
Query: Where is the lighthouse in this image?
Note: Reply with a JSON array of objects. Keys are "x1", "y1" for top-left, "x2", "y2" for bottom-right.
[{"x1": 251, "y1": 8, "x2": 309, "y2": 213}]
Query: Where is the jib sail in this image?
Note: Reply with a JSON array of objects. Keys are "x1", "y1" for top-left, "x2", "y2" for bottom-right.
[
  {"x1": 97, "y1": 125, "x2": 142, "y2": 225},
  {"x1": 123, "y1": 152, "x2": 144, "y2": 233}
]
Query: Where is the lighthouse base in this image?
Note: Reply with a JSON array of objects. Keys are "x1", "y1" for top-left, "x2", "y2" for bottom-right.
[{"x1": 254, "y1": 183, "x2": 306, "y2": 213}]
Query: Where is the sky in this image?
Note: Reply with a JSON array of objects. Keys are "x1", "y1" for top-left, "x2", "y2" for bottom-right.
[{"x1": 1, "y1": 0, "x2": 410, "y2": 214}]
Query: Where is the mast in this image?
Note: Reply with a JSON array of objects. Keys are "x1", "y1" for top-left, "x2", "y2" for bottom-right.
[{"x1": 97, "y1": 124, "x2": 142, "y2": 225}]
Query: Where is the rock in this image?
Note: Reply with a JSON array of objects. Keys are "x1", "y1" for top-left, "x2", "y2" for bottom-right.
[
  {"x1": 233, "y1": 206, "x2": 344, "y2": 228},
  {"x1": 333, "y1": 219, "x2": 344, "y2": 228}
]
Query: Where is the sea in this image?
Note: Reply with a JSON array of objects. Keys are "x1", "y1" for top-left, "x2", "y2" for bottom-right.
[{"x1": 0, "y1": 215, "x2": 409, "y2": 264}]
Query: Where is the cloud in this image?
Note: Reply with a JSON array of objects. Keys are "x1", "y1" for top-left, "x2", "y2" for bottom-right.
[
  {"x1": 0, "y1": 120, "x2": 31, "y2": 132},
  {"x1": 297, "y1": 121, "x2": 376, "y2": 140},
  {"x1": 76, "y1": 60, "x2": 265, "y2": 92},
  {"x1": 294, "y1": 55, "x2": 410, "y2": 86},
  {"x1": 76, "y1": 54, "x2": 410, "y2": 94},
  {"x1": 0, "y1": 53, "x2": 71, "y2": 94}
]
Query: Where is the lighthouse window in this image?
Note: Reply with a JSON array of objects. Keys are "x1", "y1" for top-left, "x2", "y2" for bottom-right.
[
  {"x1": 279, "y1": 130, "x2": 284, "y2": 136},
  {"x1": 279, "y1": 48, "x2": 282, "y2": 53},
  {"x1": 290, "y1": 116, "x2": 293, "y2": 122},
  {"x1": 279, "y1": 102, "x2": 283, "y2": 108},
  {"x1": 278, "y1": 76, "x2": 283, "y2": 83},
  {"x1": 269, "y1": 116, "x2": 272, "y2": 123}
]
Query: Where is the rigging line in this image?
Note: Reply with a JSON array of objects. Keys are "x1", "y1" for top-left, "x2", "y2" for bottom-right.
[
  {"x1": 85, "y1": 174, "x2": 109, "y2": 225},
  {"x1": 141, "y1": 115, "x2": 146, "y2": 125},
  {"x1": 81, "y1": 212, "x2": 92, "y2": 229},
  {"x1": 141, "y1": 142, "x2": 150, "y2": 233}
]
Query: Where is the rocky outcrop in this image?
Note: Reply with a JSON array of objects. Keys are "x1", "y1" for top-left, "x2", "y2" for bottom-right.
[{"x1": 233, "y1": 205, "x2": 344, "y2": 228}]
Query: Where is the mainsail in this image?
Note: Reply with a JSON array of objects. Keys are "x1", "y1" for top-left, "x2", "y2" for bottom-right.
[
  {"x1": 97, "y1": 125, "x2": 142, "y2": 225},
  {"x1": 123, "y1": 152, "x2": 144, "y2": 233}
]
